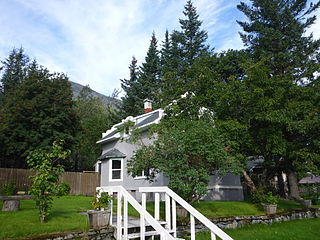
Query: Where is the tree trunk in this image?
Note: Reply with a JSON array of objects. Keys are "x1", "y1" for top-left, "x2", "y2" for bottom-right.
[
  {"x1": 277, "y1": 172, "x2": 286, "y2": 198},
  {"x1": 287, "y1": 170, "x2": 301, "y2": 200},
  {"x1": 242, "y1": 170, "x2": 256, "y2": 191}
]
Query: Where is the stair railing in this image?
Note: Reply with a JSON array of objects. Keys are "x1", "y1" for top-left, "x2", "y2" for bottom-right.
[
  {"x1": 97, "y1": 186, "x2": 176, "y2": 240},
  {"x1": 139, "y1": 187, "x2": 234, "y2": 240}
]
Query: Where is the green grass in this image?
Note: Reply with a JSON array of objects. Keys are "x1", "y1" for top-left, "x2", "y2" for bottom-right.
[
  {"x1": 191, "y1": 198, "x2": 303, "y2": 218},
  {"x1": 0, "y1": 195, "x2": 92, "y2": 239},
  {"x1": 0, "y1": 196, "x2": 314, "y2": 239},
  {"x1": 190, "y1": 218, "x2": 320, "y2": 240}
]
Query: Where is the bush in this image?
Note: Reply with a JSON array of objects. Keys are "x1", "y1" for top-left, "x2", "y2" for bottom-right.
[
  {"x1": 1, "y1": 181, "x2": 17, "y2": 196},
  {"x1": 250, "y1": 188, "x2": 278, "y2": 204}
]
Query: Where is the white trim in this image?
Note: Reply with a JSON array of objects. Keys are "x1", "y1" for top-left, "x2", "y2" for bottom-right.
[{"x1": 109, "y1": 158, "x2": 124, "y2": 182}]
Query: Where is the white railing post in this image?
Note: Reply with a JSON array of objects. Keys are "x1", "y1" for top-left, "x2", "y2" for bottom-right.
[
  {"x1": 139, "y1": 186, "x2": 234, "y2": 240},
  {"x1": 142, "y1": 192, "x2": 147, "y2": 209},
  {"x1": 117, "y1": 190, "x2": 122, "y2": 240},
  {"x1": 108, "y1": 189, "x2": 113, "y2": 225},
  {"x1": 124, "y1": 194, "x2": 128, "y2": 239},
  {"x1": 172, "y1": 199, "x2": 177, "y2": 237},
  {"x1": 211, "y1": 231, "x2": 217, "y2": 240},
  {"x1": 140, "y1": 213, "x2": 145, "y2": 240},
  {"x1": 155, "y1": 192, "x2": 160, "y2": 221},
  {"x1": 165, "y1": 193, "x2": 171, "y2": 230},
  {"x1": 190, "y1": 214, "x2": 195, "y2": 240}
]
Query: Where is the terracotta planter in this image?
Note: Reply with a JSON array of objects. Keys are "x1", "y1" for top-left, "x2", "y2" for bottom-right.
[
  {"x1": 87, "y1": 210, "x2": 111, "y2": 229},
  {"x1": 176, "y1": 205, "x2": 188, "y2": 218},
  {"x1": 263, "y1": 204, "x2": 277, "y2": 215}
]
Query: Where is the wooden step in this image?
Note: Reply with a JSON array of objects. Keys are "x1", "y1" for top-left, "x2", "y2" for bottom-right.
[{"x1": 127, "y1": 229, "x2": 176, "y2": 239}]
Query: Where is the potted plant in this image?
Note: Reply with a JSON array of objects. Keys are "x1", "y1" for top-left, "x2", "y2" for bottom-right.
[
  {"x1": 262, "y1": 192, "x2": 278, "y2": 215},
  {"x1": 87, "y1": 191, "x2": 113, "y2": 229}
]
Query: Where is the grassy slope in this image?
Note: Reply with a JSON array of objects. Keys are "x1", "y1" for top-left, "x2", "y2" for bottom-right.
[
  {"x1": 0, "y1": 195, "x2": 92, "y2": 239},
  {"x1": 0, "y1": 196, "x2": 314, "y2": 239},
  {"x1": 193, "y1": 218, "x2": 320, "y2": 240}
]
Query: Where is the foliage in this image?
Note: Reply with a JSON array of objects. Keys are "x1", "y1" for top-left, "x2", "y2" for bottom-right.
[
  {"x1": 128, "y1": 97, "x2": 241, "y2": 203},
  {"x1": 73, "y1": 86, "x2": 118, "y2": 171},
  {"x1": 91, "y1": 191, "x2": 113, "y2": 210},
  {"x1": 1, "y1": 181, "x2": 17, "y2": 196},
  {"x1": 263, "y1": 192, "x2": 279, "y2": 205},
  {"x1": 301, "y1": 183, "x2": 320, "y2": 203},
  {"x1": 27, "y1": 140, "x2": 71, "y2": 223},
  {"x1": 236, "y1": 0, "x2": 320, "y2": 198},
  {"x1": 0, "y1": 49, "x2": 78, "y2": 169},
  {"x1": 121, "y1": 56, "x2": 142, "y2": 117}
]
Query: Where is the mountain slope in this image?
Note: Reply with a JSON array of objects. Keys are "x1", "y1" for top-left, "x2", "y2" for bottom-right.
[{"x1": 69, "y1": 81, "x2": 121, "y2": 107}]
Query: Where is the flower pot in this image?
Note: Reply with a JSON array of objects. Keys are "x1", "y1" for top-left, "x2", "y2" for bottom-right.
[
  {"x1": 87, "y1": 210, "x2": 111, "y2": 229},
  {"x1": 176, "y1": 205, "x2": 188, "y2": 218},
  {"x1": 263, "y1": 204, "x2": 277, "y2": 215},
  {"x1": 300, "y1": 200, "x2": 312, "y2": 208}
]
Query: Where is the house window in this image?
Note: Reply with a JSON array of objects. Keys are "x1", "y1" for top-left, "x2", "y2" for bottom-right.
[
  {"x1": 109, "y1": 158, "x2": 123, "y2": 181},
  {"x1": 134, "y1": 169, "x2": 149, "y2": 179}
]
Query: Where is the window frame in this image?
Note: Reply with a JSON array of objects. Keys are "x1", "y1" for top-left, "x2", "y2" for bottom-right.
[
  {"x1": 134, "y1": 169, "x2": 149, "y2": 180},
  {"x1": 109, "y1": 158, "x2": 124, "y2": 182}
]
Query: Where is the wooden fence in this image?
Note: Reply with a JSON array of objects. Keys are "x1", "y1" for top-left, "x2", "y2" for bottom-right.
[{"x1": 0, "y1": 168, "x2": 100, "y2": 196}]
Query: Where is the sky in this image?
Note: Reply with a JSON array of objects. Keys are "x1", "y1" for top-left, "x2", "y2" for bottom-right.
[{"x1": 1, "y1": 0, "x2": 320, "y2": 97}]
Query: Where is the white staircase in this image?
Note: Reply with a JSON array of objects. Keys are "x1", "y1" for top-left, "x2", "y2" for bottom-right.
[{"x1": 97, "y1": 186, "x2": 233, "y2": 240}]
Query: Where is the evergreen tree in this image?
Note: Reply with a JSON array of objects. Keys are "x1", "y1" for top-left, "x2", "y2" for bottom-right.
[
  {"x1": 237, "y1": 0, "x2": 320, "y2": 199},
  {"x1": 121, "y1": 56, "x2": 142, "y2": 117},
  {"x1": 160, "y1": 0, "x2": 210, "y2": 103},
  {"x1": 0, "y1": 47, "x2": 29, "y2": 95},
  {"x1": 178, "y1": 0, "x2": 209, "y2": 67},
  {"x1": 138, "y1": 32, "x2": 161, "y2": 107},
  {"x1": 0, "y1": 49, "x2": 78, "y2": 169},
  {"x1": 237, "y1": 0, "x2": 320, "y2": 78}
]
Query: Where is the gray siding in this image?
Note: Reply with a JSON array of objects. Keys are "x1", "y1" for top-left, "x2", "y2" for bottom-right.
[{"x1": 99, "y1": 133, "x2": 243, "y2": 201}]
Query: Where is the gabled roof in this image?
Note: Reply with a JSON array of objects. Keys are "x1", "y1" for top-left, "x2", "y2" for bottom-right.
[
  {"x1": 97, "y1": 109, "x2": 164, "y2": 144},
  {"x1": 98, "y1": 149, "x2": 126, "y2": 160}
]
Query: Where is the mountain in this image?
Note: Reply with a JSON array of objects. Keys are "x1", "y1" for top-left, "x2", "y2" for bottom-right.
[{"x1": 69, "y1": 81, "x2": 121, "y2": 107}]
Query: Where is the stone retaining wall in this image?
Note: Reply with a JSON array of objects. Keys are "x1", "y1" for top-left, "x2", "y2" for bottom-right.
[
  {"x1": 179, "y1": 208, "x2": 320, "y2": 234},
  {"x1": 26, "y1": 227, "x2": 115, "y2": 240}
]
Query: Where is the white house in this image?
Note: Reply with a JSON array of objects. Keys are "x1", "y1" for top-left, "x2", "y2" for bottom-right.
[{"x1": 95, "y1": 100, "x2": 244, "y2": 201}]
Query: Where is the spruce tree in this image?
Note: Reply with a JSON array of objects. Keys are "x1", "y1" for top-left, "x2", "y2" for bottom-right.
[
  {"x1": 138, "y1": 32, "x2": 161, "y2": 107},
  {"x1": 121, "y1": 56, "x2": 142, "y2": 117},
  {"x1": 160, "y1": 1, "x2": 210, "y2": 103},
  {"x1": 0, "y1": 47, "x2": 29, "y2": 95},
  {"x1": 0, "y1": 49, "x2": 78, "y2": 169},
  {"x1": 237, "y1": 0, "x2": 320, "y2": 199},
  {"x1": 179, "y1": 0, "x2": 209, "y2": 67}
]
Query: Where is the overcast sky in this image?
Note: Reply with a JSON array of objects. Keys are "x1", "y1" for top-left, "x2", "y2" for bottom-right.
[{"x1": 1, "y1": 0, "x2": 319, "y2": 97}]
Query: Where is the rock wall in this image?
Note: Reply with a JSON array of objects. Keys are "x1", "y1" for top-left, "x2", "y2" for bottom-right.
[
  {"x1": 27, "y1": 227, "x2": 115, "y2": 240},
  {"x1": 179, "y1": 208, "x2": 320, "y2": 234}
]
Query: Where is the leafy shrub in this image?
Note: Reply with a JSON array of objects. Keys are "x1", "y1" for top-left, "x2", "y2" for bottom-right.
[
  {"x1": 92, "y1": 191, "x2": 113, "y2": 210},
  {"x1": 1, "y1": 181, "x2": 17, "y2": 196},
  {"x1": 263, "y1": 192, "x2": 279, "y2": 205},
  {"x1": 251, "y1": 188, "x2": 278, "y2": 204},
  {"x1": 250, "y1": 187, "x2": 266, "y2": 203}
]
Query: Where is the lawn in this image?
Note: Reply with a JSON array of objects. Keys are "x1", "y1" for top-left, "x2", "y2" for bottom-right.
[
  {"x1": 190, "y1": 218, "x2": 320, "y2": 240},
  {"x1": 0, "y1": 195, "x2": 313, "y2": 239},
  {"x1": 0, "y1": 195, "x2": 92, "y2": 239}
]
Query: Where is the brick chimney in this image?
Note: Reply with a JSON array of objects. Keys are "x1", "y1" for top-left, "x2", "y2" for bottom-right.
[{"x1": 144, "y1": 99, "x2": 152, "y2": 114}]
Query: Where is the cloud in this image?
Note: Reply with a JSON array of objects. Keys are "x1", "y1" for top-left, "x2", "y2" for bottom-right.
[{"x1": 0, "y1": 0, "x2": 249, "y2": 96}]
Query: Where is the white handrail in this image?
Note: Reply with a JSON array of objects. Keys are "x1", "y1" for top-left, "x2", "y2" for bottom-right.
[
  {"x1": 97, "y1": 186, "x2": 176, "y2": 240},
  {"x1": 139, "y1": 186, "x2": 234, "y2": 240}
]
